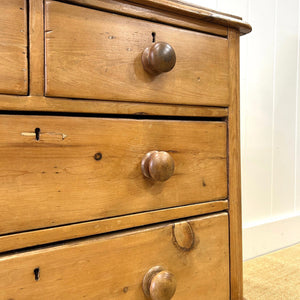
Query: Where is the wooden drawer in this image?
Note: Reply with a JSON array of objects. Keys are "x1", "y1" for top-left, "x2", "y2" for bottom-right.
[
  {"x1": 0, "y1": 115, "x2": 227, "y2": 235},
  {"x1": 45, "y1": 0, "x2": 229, "y2": 106},
  {"x1": 0, "y1": 213, "x2": 229, "y2": 299},
  {"x1": 0, "y1": 0, "x2": 28, "y2": 95}
]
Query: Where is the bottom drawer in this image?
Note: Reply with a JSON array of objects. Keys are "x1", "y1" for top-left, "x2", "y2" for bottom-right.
[{"x1": 0, "y1": 213, "x2": 229, "y2": 299}]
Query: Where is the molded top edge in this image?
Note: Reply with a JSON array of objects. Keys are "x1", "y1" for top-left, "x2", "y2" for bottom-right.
[{"x1": 127, "y1": 0, "x2": 252, "y2": 35}]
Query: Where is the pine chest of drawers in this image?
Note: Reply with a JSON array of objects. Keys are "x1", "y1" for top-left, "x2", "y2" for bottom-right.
[{"x1": 0, "y1": 0, "x2": 251, "y2": 299}]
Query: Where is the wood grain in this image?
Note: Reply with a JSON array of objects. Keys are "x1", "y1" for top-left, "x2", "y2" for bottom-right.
[
  {"x1": 0, "y1": 95, "x2": 229, "y2": 117},
  {"x1": 0, "y1": 200, "x2": 228, "y2": 253},
  {"x1": 128, "y1": 0, "x2": 252, "y2": 35},
  {"x1": 63, "y1": 0, "x2": 228, "y2": 37},
  {"x1": 63, "y1": 0, "x2": 251, "y2": 35},
  {"x1": 0, "y1": 213, "x2": 229, "y2": 300},
  {"x1": 29, "y1": 0, "x2": 44, "y2": 95},
  {"x1": 0, "y1": 115, "x2": 227, "y2": 235},
  {"x1": 45, "y1": 0, "x2": 230, "y2": 106},
  {"x1": 0, "y1": 0, "x2": 28, "y2": 95},
  {"x1": 228, "y1": 28, "x2": 243, "y2": 300}
]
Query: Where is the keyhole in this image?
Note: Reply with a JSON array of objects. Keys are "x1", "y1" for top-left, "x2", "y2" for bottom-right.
[
  {"x1": 152, "y1": 32, "x2": 156, "y2": 43},
  {"x1": 35, "y1": 128, "x2": 40, "y2": 141},
  {"x1": 34, "y1": 267, "x2": 40, "y2": 281}
]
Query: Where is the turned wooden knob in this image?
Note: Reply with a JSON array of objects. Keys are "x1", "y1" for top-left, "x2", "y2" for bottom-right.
[
  {"x1": 143, "y1": 266, "x2": 176, "y2": 300},
  {"x1": 141, "y1": 151, "x2": 175, "y2": 181},
  {"x1": 142, "y1": 42, "x2": 176, "y2": 75}
]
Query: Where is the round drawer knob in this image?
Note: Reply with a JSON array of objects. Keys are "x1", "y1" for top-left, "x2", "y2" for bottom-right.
[
  {"x1": 142, "y1": 42, "x2": 176, "y2": 75},
  {"x1": 141, "y1": 151, "x2": 175, "y2": 182},
  {"x1": 143, "y1": 266, "x2": 176, "y2": 300}
]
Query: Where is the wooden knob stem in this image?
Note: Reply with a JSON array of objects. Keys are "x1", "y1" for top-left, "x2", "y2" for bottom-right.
[
  {"x1": 141, "y1": 151, "x2": 175, "y2": 182},
  {"x1": 142, "y1": 42, "x2": 176, "y2": 75},
  {"x1": 143, "y1": 266, "x2": 176, "y2": 300}
]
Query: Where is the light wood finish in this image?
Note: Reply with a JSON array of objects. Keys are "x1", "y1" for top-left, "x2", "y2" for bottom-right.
[
  {"x1": 165, "y1": 0, "x2": 243, "y2": 20},
  {"x1": 0, "y1": 213, "x2": 229, "y2": 299},
  {"x1": 29, "y1": 0, "x2": 44, "y2": 95},
  {"x1": 0, "y1": 95, "x2": 229, "y2": 117},
  {"x1": 0, "y1": 2, "x2": 250, "y2": 298},
  {"x1": 0, "y1": 0, "x2": 28, "y2": 95},
  {"x1": 228, "y1": 28, "x2": 243, "y2": 300},
  {"x1": 128, "y1": 0, "x2": 252, "y2": 35},
  {"x1": 45, "y1": 0, "x2": 230, "y2": 106},
  {"x1": 63, "y1": 0, "x2": 251, "y2": 35},
  {"x1": 62, "y1": 0, "x2": 228, "y2": 37},
  {"x1": 0, "y1": 115, "x2": 227, "y2": 235},
  {"x1": 0, "y1": 200, "x2": 228, "y2": 253}
]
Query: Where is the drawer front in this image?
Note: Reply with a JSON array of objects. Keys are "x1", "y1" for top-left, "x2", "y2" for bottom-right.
[
  {"x1": 0, "y1": 0, "x2": 28, "y2": 95},
  {"x1": 45, "y1": 0, "x2": 229, "y2": 106},
  {"x1": 0, "y1": 213, "x2": 229, "y2": 299},
  {"x1": 0, "y1": 115, "x2": 227, "y2": 235}
]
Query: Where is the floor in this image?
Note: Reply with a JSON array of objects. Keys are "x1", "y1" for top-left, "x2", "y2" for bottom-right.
[{"x1": 243, "y1": 243, "x2": 300, "y2": 300}]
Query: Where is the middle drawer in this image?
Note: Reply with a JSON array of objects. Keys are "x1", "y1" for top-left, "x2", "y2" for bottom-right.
[{"x1": 0, "y1": 115, "x2": 227, "y2": 235}]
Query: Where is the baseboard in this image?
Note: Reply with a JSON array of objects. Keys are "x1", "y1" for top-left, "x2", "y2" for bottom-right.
[{"x1": 242, "y1": 212, "x2": 300, "y2": 260}]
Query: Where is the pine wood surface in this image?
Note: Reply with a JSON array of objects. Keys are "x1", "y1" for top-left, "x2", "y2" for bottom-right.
[
  {"x1": 228, "y1": 28, "x2": 243, "y2": 300},
  {"x1": 63, "y1": 0, "x2": 228, "y2": 37},
  {"x1": 29, "y1": 0, "x2": 44, "y2": 95},
  {"x1": 62, "y1": 0, "x2": 251, "y2": 35},
  {"x1": 0, "y1": 200, "x2": 228, "y2": 253},
  {"x1": 0, "y1": 95, "x2": 229, "y2": 117},
  {"x1": 0, "y1": 213, "x2": 229, "y2": 299},
  {"x1": 45, "y1": 0, "x2": 230, "y2": 106},
  {"x1": 0, "y1": 115, "x2": 227, "y2": 235},
  {"x1": 0, "y1": 1, "x2": 250, "y2": 298},
  {"x1": 128, "y1": 0, "x2": 251, "y2": 35},
  {"x1": 0, "y1": 0, "x2": 28, "y2": 95}
]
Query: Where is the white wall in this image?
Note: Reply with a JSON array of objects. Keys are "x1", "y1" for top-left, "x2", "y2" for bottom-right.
[{"x1": 187, "y1": 0, "x2": 300, "y2": 260}]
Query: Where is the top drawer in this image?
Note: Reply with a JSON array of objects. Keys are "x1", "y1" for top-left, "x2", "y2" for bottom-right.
[
  {"x1": 45, "y1": 0, "x2": 229, "y2": 106},
  {"x1": 0, "y1": 0, "x2": 28, "y2": 95}
]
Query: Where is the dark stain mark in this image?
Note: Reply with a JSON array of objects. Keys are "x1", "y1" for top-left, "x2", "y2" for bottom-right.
[
  {"x1": 42, "y1": 171, "x2": 46, "y2": 174},
  {"x1": 34, "y1": 268, "x2": 40, "y2": 281},
  {"x1": 55, "y1": 172, "x2": 59, "y2": 174},
  {"x1": 94, "y1": 152, "x2": 102, "y2": 161},
  {"x1": 123, "y1": 287, "x2": 128, "y2": 293},
  {"x1": 202, "y1": 179, "x2": 206, "y2": 187},
  {"x1": 58, "y1": 190, "x2": 61, "y2": 192}
]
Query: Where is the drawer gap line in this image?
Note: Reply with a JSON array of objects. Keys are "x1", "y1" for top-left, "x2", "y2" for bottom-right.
[{"x1": 0, "y1": 110, "x2": 226, "y2": 122}]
